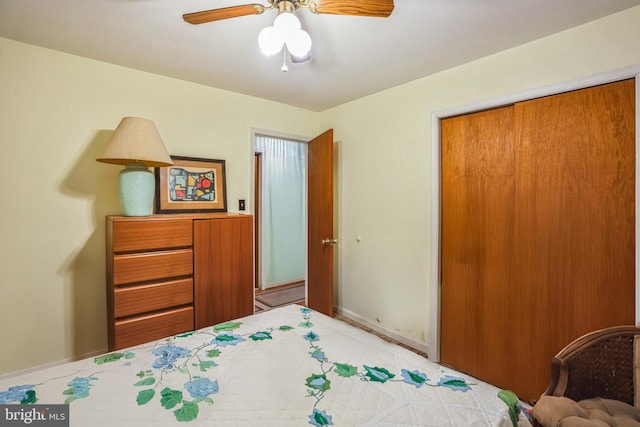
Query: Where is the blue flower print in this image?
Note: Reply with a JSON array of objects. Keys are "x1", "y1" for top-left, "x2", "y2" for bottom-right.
[
  {"x1": 211, "y1": 332, "x2": 246, "y2": 347},
  {"x1": 401, "y1": 369, "x2": 428, "y2": 388},
  {"x1": 437, "y1": 375, "x2": 471, "y2": 392},
  {"x1": 310, "y1": 349, "x2": 327, "y2": 361},
  {"x1": 306, "y1": 373, "x2": 331, "y2": 393},
  {"x1": 308, "y1": 408, "x2": 333, "y2": 426},
  {"x1": 363, "y1": 366, "x2": 395, "y2": 383},
  {"x1": 64, "y1": 377, "x2": 96, "y2": 403},
  {"x1": 68, "y1": 377, "x2": 93, "y2": 395},
  {"x1": 185, "y1": 378, "x2": 219, "y2": 399},
  {"x1": 250, "y1": 331, "x2": 272, "y2": 341},
  {"x1": 152, "y1": 345, "x2": 190, "y2": 370},
  {"x1": 303, "y1": 331, "x2": 320, "y2": 342},
  {"x1": 0, "y1": 385, "x2": 35, "y2": 404}
]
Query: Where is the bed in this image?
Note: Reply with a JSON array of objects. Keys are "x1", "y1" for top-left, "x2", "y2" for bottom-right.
[{"x1": 0, "y1": 305, "x2": 532, "y2": 426}]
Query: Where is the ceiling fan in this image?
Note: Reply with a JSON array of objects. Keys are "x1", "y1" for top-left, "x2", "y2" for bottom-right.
[
  {"x1": 183, "y1": 0, "x2": 394, "y2": 70},
  {"x1": 183, "y1": 0, "x2": 394, "y2": 24}
]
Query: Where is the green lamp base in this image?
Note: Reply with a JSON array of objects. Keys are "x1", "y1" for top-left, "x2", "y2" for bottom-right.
[{"x1": 119, "y1": 164, "x2": 155, "y2": 216}]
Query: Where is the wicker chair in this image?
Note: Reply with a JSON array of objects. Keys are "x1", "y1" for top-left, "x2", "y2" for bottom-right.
[{"x1": 532, "y1": 325, "x2": 640, "y2": 427}]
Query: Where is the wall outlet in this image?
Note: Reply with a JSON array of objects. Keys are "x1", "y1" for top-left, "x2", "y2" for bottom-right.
[{"x1": 239, "y1": 199, "x2": 246, "y2": 211}]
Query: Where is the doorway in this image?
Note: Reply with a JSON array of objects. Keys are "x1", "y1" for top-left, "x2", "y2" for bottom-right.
[
  {"x1": 251, "y1": 129, "x2": 336, "y2": 317},
  {"x1": 253, "y1": 133, "x2": 308, "y2": 311}
]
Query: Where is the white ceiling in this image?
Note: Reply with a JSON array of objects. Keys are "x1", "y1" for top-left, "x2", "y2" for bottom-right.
[{"x1": 1, "y1": 0, "x2": 639, "y2": 111}]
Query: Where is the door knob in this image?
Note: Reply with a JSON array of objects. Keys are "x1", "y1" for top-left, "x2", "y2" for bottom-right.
[{"x1": 321, "y1": 238, "x2": 338, "y2": 246}]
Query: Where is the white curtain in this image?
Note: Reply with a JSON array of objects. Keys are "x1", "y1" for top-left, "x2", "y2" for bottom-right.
[{"x1": 255, "y1": 135, "x2": 306, "y2": 290}]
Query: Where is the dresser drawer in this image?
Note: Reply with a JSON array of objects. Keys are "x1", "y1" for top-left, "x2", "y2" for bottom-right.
[
  {"x1": 114, "y1": 306, "x2": 194, "y2": 350},
  {"x1": 114, "y1": 278, "x2": 193, "y2": 318},
  {"x1": 113, "y1": 249, "x2": 193, "y2": 285},
  {"x1": 113, "y1": 219, "x2": 193, "y2": 253}
]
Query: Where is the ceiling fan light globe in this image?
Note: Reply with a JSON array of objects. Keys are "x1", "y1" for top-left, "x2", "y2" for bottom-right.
[
  {"x1": 258, "y1": 26, "x2": 284, "y2": 56},
  {"x1": 273, "y1": 12, "x2": 301, "y2": 40},
  {"x1": 286, "y1": 29, "x2": 312, "y2": 57}
]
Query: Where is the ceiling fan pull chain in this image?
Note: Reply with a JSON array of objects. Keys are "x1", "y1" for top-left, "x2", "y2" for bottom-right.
[{"x1": 281, "y1": 46, "x2": 289, "y2": 73}]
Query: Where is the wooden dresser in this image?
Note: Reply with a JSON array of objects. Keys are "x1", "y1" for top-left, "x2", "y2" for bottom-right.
[{"x1": 106, "y1": 214, "x2": 253, "y2": 351}]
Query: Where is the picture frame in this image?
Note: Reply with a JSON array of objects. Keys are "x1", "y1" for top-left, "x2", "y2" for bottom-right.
[{"x1": 155, "y1": 155, "x2": 227, "y2": 213}]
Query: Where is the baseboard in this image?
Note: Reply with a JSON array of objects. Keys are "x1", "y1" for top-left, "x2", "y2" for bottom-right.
[
  {"x1": 0, "y1": 349, "x2": 108, "y2": 381},
  {"x1": 334, "y1": 306, "x2": 430, "y2": 357},
  {"x1": 2, "y1": 309, "x2": 430, "y2": 380}
]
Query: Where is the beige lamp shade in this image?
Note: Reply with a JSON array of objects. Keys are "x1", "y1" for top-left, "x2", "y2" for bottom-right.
[{"x1": 97, "y1": 117, "x2": 173, "y2": 167}]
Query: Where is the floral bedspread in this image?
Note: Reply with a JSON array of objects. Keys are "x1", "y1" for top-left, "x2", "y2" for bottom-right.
[{"x1": 0, "y1": 305, "x2": 531, "y2": 426}]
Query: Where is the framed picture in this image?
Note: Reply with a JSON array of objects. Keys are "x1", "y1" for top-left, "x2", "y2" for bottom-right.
[{"x1": 155, "y1": 155, "x2": 227, "y2": 213}]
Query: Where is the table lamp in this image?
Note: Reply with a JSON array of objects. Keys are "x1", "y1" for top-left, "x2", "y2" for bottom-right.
[{"x1": 97, "y1": 117, "x2": 173, "y2": 216}]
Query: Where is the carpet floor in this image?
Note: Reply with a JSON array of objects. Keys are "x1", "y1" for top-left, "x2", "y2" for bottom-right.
[
  {"x1": 334, "y1": 313, "x2": 429, "y2": 359},
  {"x1": 255, "y1": 283, "x2": 305, "y2": 312},
  {"x1": 253, "y1": 287, "x2": 428, "y2": 359}
]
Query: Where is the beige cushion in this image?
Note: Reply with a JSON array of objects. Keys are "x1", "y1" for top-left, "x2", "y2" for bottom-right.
[{"x1": 533, "y1": 396, "x2": 640, "y2": 427}]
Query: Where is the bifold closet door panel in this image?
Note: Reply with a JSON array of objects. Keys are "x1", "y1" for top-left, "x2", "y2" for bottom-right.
[
  {"x1": 440, "y1": 105, "x2": 516, "y2": 392},
  {"x1": 510, "y1": 79, "x2": 636, "y2": 399}
]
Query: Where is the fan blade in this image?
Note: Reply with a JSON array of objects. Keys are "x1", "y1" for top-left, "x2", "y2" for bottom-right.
[
  {"x1": 183, "y1": 4, "x2": 266, "y2": 24},
  {"x1": 309, "y1": 0, "x2": 393, "y2": 17}
]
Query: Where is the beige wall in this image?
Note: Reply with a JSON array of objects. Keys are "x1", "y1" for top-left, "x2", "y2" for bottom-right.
[
  {"x1": 0, "y1": 37, "x2": 318, "y2": 375},
  {"x1": 320, "y1": 6, "x2": 640, "y2": 351},
  {"x1": 1, "y1": 5, "x2": 639, "y2": 376}
]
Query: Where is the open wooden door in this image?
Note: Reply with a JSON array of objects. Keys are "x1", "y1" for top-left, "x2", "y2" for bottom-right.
[{"x1": 307, "y1": 129, "x2": 335, "y2": 316}]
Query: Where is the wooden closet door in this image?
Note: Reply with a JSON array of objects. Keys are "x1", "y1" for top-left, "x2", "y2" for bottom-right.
[
  {"x1": 511, "y1": 80, "x2": 635, "y2": 399},
  {"x1": 441, "y1": 105, "x2": 517, "y2": 391},
  {"x1": 441, "y1": 79, "x2": 635, "y2": 402}
]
